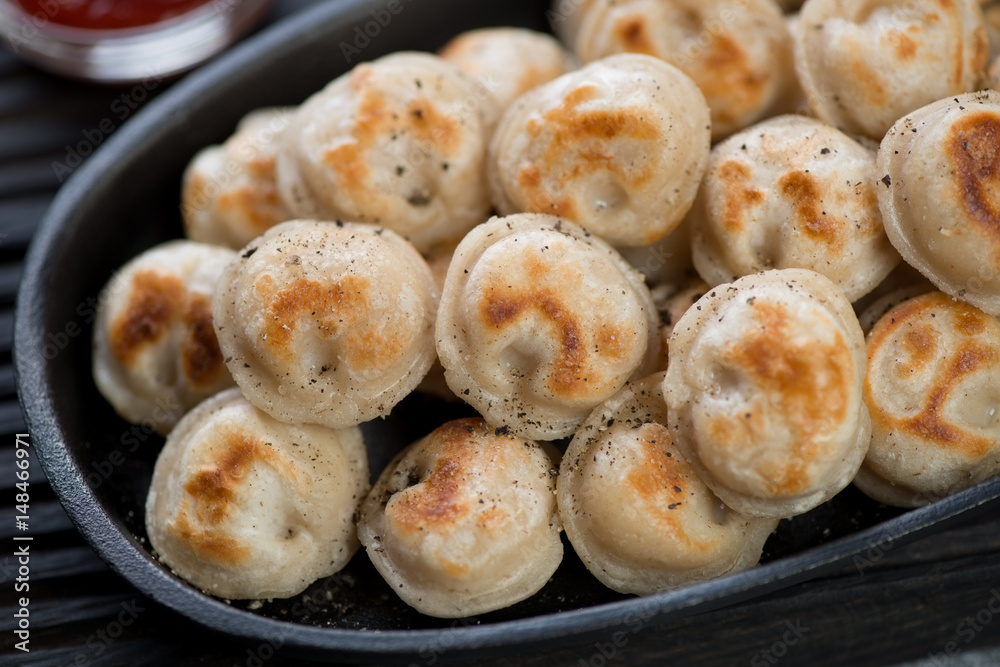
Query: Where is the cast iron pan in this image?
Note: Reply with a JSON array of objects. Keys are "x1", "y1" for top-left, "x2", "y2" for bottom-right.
[{"x1": 14, "y1": 0, "x2": 1000, "y2": 662}]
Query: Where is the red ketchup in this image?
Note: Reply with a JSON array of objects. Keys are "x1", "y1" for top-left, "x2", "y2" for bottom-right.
[{"x1": 16, "y1": 0, "x2": 215, "y2": 30}]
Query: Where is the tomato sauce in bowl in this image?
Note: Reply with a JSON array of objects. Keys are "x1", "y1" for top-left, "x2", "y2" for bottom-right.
[{"x1": 0, "y1": 0, "x2": 274, "y2": 83}]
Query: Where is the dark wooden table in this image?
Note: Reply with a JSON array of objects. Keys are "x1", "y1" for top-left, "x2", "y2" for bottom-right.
[{"x1": 1, "y1": 1, "x2": 1000, "y2": 664}]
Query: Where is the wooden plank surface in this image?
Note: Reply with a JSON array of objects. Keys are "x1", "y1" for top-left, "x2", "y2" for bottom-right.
[{"x1": 2, "y1": 1, "x2": 1000, "y2": 665}]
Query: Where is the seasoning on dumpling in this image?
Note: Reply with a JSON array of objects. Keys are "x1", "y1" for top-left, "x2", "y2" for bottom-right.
[
  {"x1": 876, "y1": 90, "x2": 1000, "y2": 316},
  {"x1": 276, "y1": 52, "x2": 499, "y2": 253},
  {"x1": 357, "y1": 417, "x2": 562, "y2": 618},
  {"x1": 488, "y1": 53, "x2": 710, "y2": 247},
  {"x1": 436, "y1": 213, "x2": 660, "y2": 440},
  {"x1": 213, "y1": 220, "x2": 438, "y2": 429},
  {"x1": 146, "y1": 388, "x2": 369, "y2": 600},
  {"x1": 664, "y1": 269, "x2": 871, "y2": 518},
  {"x1": 793, "y1": 0, "x2": 988, "y2": 140},
  {"x1": 565, "y1": 0, "x2": 797, "y2": 140},
  {"x1": 558, "y1": 373, "x2": 778, "y2": 595},
  {"x1": 439, "y1": 27, "x2": 577, "y2": 113},
  {"x1": 182, "y1": 107, "x2": 294, "y2": 250},
  {"x1": 856, "y1": 292, "x2": 1000, "y2": 507},
  {"x1": 92, "y1": 240, "x2": 237, "y2": 434},
  {"x1": 690, "y1": 115, "x2": 899, "y2": 302}
]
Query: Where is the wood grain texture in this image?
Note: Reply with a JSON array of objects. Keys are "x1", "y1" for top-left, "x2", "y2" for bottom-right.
[{"x1": 1, "y1": 2, "x2": 1000, "y2": 665}]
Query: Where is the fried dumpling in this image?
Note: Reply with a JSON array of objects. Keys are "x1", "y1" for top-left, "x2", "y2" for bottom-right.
[
  {"x1": 664, "y1": 268, "x2": 870, "y2": 518},
  {"x1": 213, "y1": 220, "x2": 438, "y2": 429},
  {"x1": 358, "y1": 417, "x2": 562, "y2": 618},
  {"x1": 436, "y1": 213, "x2": 660, "y2": 440},
  {"x1": 182, "y1": 107, "x2": 294, "y2": 249},
  {"x1": 93, "y1": 240, "x2": 237, "y2": 434},
  {"x1": 793, "y1": 0, "x2": 988, "y2": 140},
  {"x1": 690, "y1": 114, "x2": 899, "y2": 302},
  {"x1": 276, "y1": 52, "x2": 499, "y2": 253},
  {"x1": 558, "y1": 373, "x2": 778, "y2": 595},
  {"x1": 146, "y1": 388, "x2": 369, "y2": 600},
  {"x1": 566, "y1": 0, "x2": 796, "y2": 140},
  {"x1": 856, "y1": 291, "x2": 1000, "y2": 507},
  {"x1": 876, "y1": 90, "x2": 1000, "y2": 316},
  {"x1": 487, "y1": 53, "x2": 711, "y2": 247},
  {"x1": 439, "y1": 27, "x2": 577, "y2": 113}
]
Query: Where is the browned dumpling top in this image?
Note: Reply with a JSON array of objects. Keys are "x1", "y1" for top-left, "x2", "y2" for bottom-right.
[
  {"x1": 276, "y1": 52, "x2": 499, "y2": 253},
  {"x1": 690, "y1": 114, "x2": 899, "y2": 302},
  {"x1": 358, "y1": 417, "x2": 562, "y2": 618},
  {"x1": 213, "y1": 220, "x2": 438, "y2": 429},
  {"x1": 436, "y1": 212, "x2": 660, "y2": 440},
  {"x1": 566, "y1": 0, "x2": 796, "y2": 140},
  {"x1": 664, "y1": 268, "x2": 871, "y2": 518},
  {"x1": 92, "y1": 240, "x2": 237, "y2": 434},
  {"x1": 876, "y1": 90, "x2": 1000, "y2": 316},
  {"x1": 856, "y1": 291, "x2": 1000, "y2": 507},
  {"x1": 146, "y1": 388, "x2": 369, "y2": 600},
  {"x1": 794, "y1": 0, "x2": 988, "y2": 140},
  {"x1": 558, "y1": 373, "x2": 778, "y2": 595},
  {"x1": 182, "y1": 107, "x2": 294, "y2": 250},
  {"x1": 488, "y1": 53, "x2": 711, "y2": 247},
  {"x1": 439, "y1": 27, "x2": 577, "y2": 113}
]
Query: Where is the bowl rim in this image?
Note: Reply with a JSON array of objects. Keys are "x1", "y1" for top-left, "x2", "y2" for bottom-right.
[{"x1": 14, "y1": 0, "x2": 1000, "y2": 660}]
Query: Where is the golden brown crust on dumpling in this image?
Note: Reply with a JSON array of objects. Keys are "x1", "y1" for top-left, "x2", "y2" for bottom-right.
[
  {"x1": 182, "y1": 108, "x2": 294, "y2": 249},
  {"x1": 358, "y1": 417, "x2": 562, "y2": 618},
  {"x1": 276, "y1": 52, "x2": 498, "y2": 253},
  {"x1": 93, "y1": 240, "x2": 237, "y2": 434},
  {"x1": 793, "y1": 0, "x2": 988, "y2": 140},
  {"x1": 568, "y1": 0, "x2": 797, "y2": 140},
  {"x1": 213, "y1": 220, "x2": 438, "y2": 429},
  {"x1": 664, "y1": 269, "x2": 870, "y2": 518},
  {"x1": 436, "y1": 213, "x2": 660, "y2": 440},
  {"x1": 690, "y1": 115, "x2": 899, "y2": 302},
  {"x1": 857, "y1": 291, "x2": 1000, "y2": 507},
  {"x1": 439, "y1": 27, "x2": 577, "y2": 113},
  {"x1": 488, "y1": 53, "x2": 710, "y2": 247},
  {"x1": 146, "y1": 388, "x2": 369, "y2": 600},
  {"x1": 558, "y1": 373, "x2": 778, "y2": 594},
  {"x1": 876, "y1": 90, "x2": 1000, "y2": 316}
]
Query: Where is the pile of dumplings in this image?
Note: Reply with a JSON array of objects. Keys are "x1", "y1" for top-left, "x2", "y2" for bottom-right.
[{"x1": 91, "y1": 0, "x2": 1000, "y2": 618}]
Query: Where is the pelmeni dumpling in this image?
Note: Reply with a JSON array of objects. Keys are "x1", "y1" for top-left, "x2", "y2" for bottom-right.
[
  {"x1": 93, "y1": 240, "x2": 237, "y2": 434},
  {"x1": 856, "y1": 291, "x2": 1000, "y2": 507},
  {"x1": 146, "y1": 388, "x2": 369, "y2": 600},
  {"x1": 182, "y1": 107, "x2": 294, "y2": 249},
  {"x1": 793, "y1": 0, "x2": 988, "y2": 140},
  {"x1": 439, "y1": 27, "x2": 577, "y2": 113},
  {"x1": 436, "y1": 213, "x2": 660, "y2": 440},
  {"x1": 488, "y1": 53, "x2": 710, "y2": 247},
  {"x1": 213, "y1": 220, "x2": 438, "y2": 429},
  {"x1": 558, "y1": 373, "x2": 778, "y2": 595},
  {"x1": 276, "y1": 52, "x2": 499, "y2": 253},
  {"x1": 664, "y1": 269, "x2": 871, "y2": 518},
  {"x1": 358, "y1": 417, "x2": 562, "y2": 618},
  {"x1": 690, "y1": 115, "x2": 899, "y2": 302},
  {"x1": 566, "y1": 0, "x2": 796, "y2": 140},
  {"x1": 877, "y1": 91, "x2": 1000, "y2": 316}
]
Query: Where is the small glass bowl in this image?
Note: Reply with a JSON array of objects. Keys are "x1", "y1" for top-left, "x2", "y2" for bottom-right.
[{"x1": 0, "y1": 0, "x2": 275, "y2": 84}]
